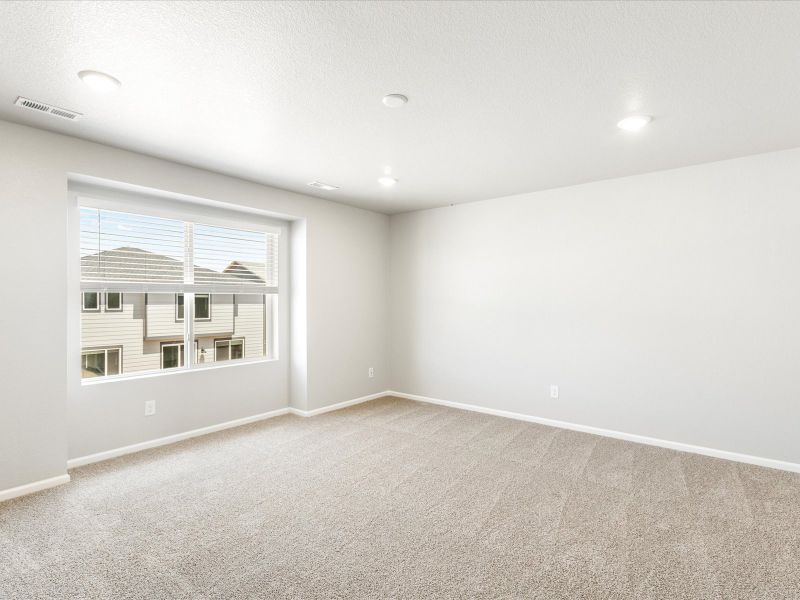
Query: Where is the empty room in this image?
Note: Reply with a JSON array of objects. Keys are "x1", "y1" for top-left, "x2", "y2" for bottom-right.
[{"x1": 1, "y1": 1, "x2": 799, "y2": 598}]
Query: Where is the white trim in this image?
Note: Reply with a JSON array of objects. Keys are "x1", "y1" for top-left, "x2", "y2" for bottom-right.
[
  {"x1": 160, "y1": 341, "x2": 185, "y2": 370},
  {"x1": 387, "y1": 391, "x2": 800, "y2": 474},
  {"x1": 67, "y1": 407, "x2": 290, "y2": 469},
  {"x1": 214, "y1": 337, "x2": 244, "y2": 362},
  {"x1": 80, "y1": 355, "x2": 277, "y2": 386},
  {"x1": 289, "y1": 391, "x2": 388, "y2": 417},
  {"x1": 81, "y1": 290, "x2": 100, "y2": 311},
  {"x1": 81, "y1": 346, "x2": 123, "y2": 378},
  {"x1": 104, "y1": 291, "x2": 123, "y2": 312},
  {"x1": 74, "y1": 188, "x2": 286, "y2": 235},
  {"x1": 0, "y1": 474, "x2": 71, "y2": 503}
]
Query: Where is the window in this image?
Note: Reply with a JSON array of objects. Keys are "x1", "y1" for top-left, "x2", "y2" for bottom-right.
[
  {"x1": 82, "y1": 292, "x2": 100, "y2": 311},
  {"x1": 215, "y1": 338, "x2": 244, "y2": 362},
  {"x1": 161, "y1": 342, "x2": 184, "y2": 369},
  {"x1": 81, "y1": 347, "x2": 121, "y2": 378},
  {"x1": 80, "y1": 205, "x2": 278, "y2": 381},
  {"x1": 195, "y1": 294, "x2": 210, "y2": 320},
  {"x1": 176, "y1": 293, "x2": 210, "y2": 321},
  {"x1": 105, "y1": 292, "x2": 123, "y2": 312}
]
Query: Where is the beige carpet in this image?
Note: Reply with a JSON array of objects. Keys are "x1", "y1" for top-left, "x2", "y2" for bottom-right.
[{"x1": 1, "y1": 396, "x2": 799, "y2": 599}]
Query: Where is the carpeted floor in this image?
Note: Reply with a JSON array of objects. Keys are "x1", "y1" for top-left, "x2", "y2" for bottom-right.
[{"x1": 1, "y1": 396, "x2": 799, "y2": 599}]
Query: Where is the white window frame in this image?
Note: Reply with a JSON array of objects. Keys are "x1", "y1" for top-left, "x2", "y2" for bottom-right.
[
  {"x1": 161, "y1": 340, "x2": 200, "y2": 369},
  {"x1": 176, "y1": 293, "x2": 211, "y2": 322},
  {"x1": 105, "y1": 292, "x2": 123, "y2": 312},
  {"x1": 81, "y1": 346, "x2": 122, "y2": 378},
  {"x1": 160, "y1": 341, "x2": 185, "y2": 370},
  {"x1": 75, "y1": 186, "x2": 285, "y2": 385},
  {"x1": 82, "y1": 291, "x2": 100, "y2": 312},
  {"x1": 194, "y1": 293, "x2": 211, "y2": 321},
  {"x1": 214, "y1": 338, "x2": 245, "y2": 362}
]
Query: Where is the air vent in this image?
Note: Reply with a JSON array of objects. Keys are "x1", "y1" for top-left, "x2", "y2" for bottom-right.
[
  {"x1": 14, "y1": 97, "x2": 82, "y2": 121},
  {"x1": 307, "y1": 181, "x2": 339, "y2": 191}
]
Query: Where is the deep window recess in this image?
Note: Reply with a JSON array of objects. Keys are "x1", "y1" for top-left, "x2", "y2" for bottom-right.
[
  {"x1": 79, "y1": 206, "x2": 278, "y2": 381},
  {"x1": 81, "y1": 347, "x2": 121, "y2": 378},
  {"x1": 82, "y1": 292, "x2": 100, "y2": 311},
  {"x1": 105, "y1": 292, "x2": 123, "y2": 311}
]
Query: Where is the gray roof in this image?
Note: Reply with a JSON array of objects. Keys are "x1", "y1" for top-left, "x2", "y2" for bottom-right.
[
  {"x1": 81, "y1": 247, "x2": 244, "y2": 284},
  {"x1": 223, "y1": 260, "x2": 267, "y2": 284}
]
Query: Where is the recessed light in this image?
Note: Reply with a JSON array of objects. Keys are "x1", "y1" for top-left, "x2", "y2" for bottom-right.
[
  {"x1": 378, "y1": 176, "x2": 398, "y2": 187},
  {"x1": 617, "y1": 114, "x2": 652, "y2": 132},
  {"x1": 382, "y1": 94, "x2": 408, "y2": 108},
  {"x1": 307, "y1": 181, "x2": 339, "y2": 191},
  {"x1": 78, "y1": 70, "x2": 121, "y2": 92}
]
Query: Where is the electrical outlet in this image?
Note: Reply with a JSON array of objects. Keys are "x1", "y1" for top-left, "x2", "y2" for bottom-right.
[
  {"x1": 144, "y1": 400, "x2": 156, "y2": 416},
  {"x1": 550, "y1": 385, "x2": 559, "y2": 399},
  {"x1": 368, "y1": 367, "x2": 374, "y2": 378}
]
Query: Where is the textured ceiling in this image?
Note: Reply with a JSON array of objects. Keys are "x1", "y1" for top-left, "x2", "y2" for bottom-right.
[{"x1": 1, "y1": 1, "x2": 799, "y2": 214}]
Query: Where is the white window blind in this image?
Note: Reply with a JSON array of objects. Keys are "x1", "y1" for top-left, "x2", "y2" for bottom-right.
[
  {"x1": 80, "y1": 207, "x2": 279, "y2": 293},
  {"x1": 193, "y1": 223, "x2": 279, "y2": 289}
]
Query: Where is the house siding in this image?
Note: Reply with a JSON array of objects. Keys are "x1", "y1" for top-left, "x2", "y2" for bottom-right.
[{"x1": 81, "y1": 292, "x2": 267, "y2": 376}]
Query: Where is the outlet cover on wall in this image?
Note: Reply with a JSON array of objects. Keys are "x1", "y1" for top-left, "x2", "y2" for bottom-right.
[
  {"x1": 550, "y1": 385, "x2": 559, "y2": 399},
  {"x1": 368, "y1": 367, "x2": 374, "y2": 378},
  {"x1": 144, "y1": 400, "x2": 156, "y2": 416}
]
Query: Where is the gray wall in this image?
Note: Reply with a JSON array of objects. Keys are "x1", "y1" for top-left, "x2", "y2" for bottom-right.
[
  {"x1": 389, "y1": 148, "x2": 800, "y2": 465},
  {"x1": 0, "y1": 119, "x2": 388, "y2": 490}
]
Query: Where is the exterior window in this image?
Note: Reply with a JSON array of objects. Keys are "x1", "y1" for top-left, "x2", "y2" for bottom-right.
[
  {"x1": 160, "y1": 341, "x2": 200, "y2": 369},
  {"x1": 215, "y1": 338, "x2": 244, "y2": 362},
  {"x1": 80, "y1": 205, "x2": 278, "y2": 382},
  {"x1": 161, "y1": 342, "x2": 184, "y2": 369},
  {"x1": 105, "y1": 292, "x2": 122, "y2": 312},
  {"x1": 176, "y1": 294, "x2": 210, "y2": 321},
  {"x1": 195, "y1": 294, "x2": 211, "y2": 320},
  {"x1": 81, "y1": 348, "x2": 121, "y2": 378},
  {"x1": 82, "y1": 292, "x2": 100, "y2": 311}
]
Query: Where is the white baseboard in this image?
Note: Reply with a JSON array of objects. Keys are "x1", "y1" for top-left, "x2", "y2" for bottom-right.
[
  {"x1": 387, "y1": 390, "x2": 800, "y2": 474},
  {"x1": 0, "y1": 474, "x2": 71, "y2": 503},
  {"x1": 289, "y1": 391, "x2": 388, "y2": 417},
  {"x1": 67, "y1": 407, "x2": 290, "y2": 469},
  {"x1": 68, "y1": 390, "x2": 387, "y2": 470}
]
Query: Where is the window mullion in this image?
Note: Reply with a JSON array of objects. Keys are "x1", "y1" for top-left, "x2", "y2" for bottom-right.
[{"x1": 184, "y1": 222, "x2": 195, "y2": 369}]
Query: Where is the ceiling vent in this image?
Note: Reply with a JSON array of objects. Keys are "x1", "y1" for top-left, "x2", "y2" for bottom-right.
[
  {"x1": 307, "y1": 181, "x2": 339, "y2": 191},
  {"x1": 14, "y1": 96, "x2": 82, "y2": 121}
]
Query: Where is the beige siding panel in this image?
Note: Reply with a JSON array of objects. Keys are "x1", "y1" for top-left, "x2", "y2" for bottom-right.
[
  {"x1": 192, "y1": 295, "x2": 266, "y2": 364},
  {"x1": 195, "y1": 294, "x2": 234, "y2": 337},
  {"x1": 145, "y1": 293, "x2": 184, "y2": 340},
  {"x1": 81, "y1": 293, "x2": 267, "y2": 376},
  {"x1": 145, "y1": 293, "x2": 234, "y2": 339},
  {"x1": 81, "y1": 293, "x2": 160, "y2": 375},
  {"x1": 234, "y1": 294, "x2": 266, "y2": 360}
]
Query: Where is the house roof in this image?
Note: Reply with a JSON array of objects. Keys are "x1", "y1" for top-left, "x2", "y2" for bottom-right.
[
  {"x1": 81, "y1": 247, "x2": 244, "y2": 284},
  {"x1": 223, "y1": 260, "x2": 266, "y2": 284}
]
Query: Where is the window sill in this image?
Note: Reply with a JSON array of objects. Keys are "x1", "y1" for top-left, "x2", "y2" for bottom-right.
[{"x1": 80, "y1": 357, "x2": 278, "y2": 386}]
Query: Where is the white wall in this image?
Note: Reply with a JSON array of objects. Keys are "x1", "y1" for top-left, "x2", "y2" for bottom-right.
[
  {"x1": 0, "y1": 119, "x2": 388, "y2": 491},
  {"x1": 389, "y1": 148, "x2": 800, "y2": 465}
]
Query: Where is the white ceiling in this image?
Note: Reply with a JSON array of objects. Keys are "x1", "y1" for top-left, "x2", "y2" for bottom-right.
[{"x1": 1, "y1": 1, "x2": 799, "y2": 214}]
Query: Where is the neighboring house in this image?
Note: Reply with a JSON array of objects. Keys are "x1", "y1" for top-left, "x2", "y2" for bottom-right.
[{"x1": 81, "y1": 248, "x2": 267, "y2": 378}]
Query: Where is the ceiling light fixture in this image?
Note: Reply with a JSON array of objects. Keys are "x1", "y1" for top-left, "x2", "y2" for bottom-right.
[
  {"x1": 382, "y1": 94, "x2": 408, "y2": 108},
  {"x1": 617, "y1": 114, "x2": 652, "y2": 132},
  {"x1": 78, "y1": 70, "x2": 122, "y2": 92},
  {"x1": 378, "y1": 176, "x2": 398, "y2": 187}
]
